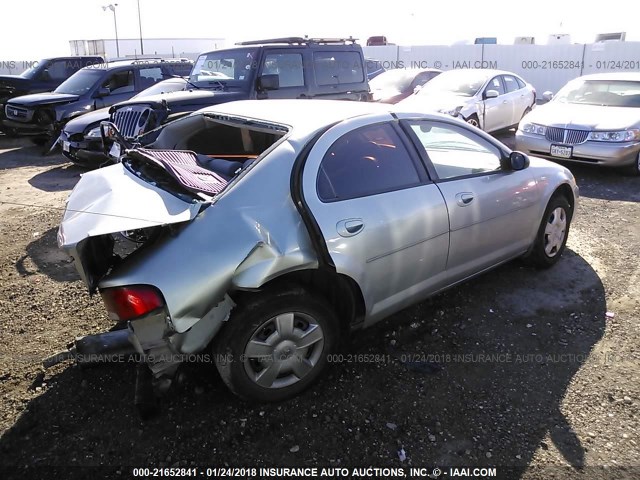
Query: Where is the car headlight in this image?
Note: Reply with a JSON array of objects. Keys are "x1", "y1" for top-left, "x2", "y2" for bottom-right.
[
  {"x1": 588, "y1": 129, "x2": 640, "y2": 142},
  {"x1": 438, "y1": 106, "x2": 463, "y2": 117},
  {"x1": 85, "y1": 127, "x2": 102, "y2": 138},
  {"x1": 521, "y1": 123, "x2": 547, "y2": 135}
]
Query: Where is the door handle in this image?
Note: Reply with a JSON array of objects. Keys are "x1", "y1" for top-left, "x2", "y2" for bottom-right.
[
  {"x1": 455, "y1": 192, "x2": 474, "y2": 206},
  {"x1": 337, "y1": 219, "x2": 364, "y2": 237}
]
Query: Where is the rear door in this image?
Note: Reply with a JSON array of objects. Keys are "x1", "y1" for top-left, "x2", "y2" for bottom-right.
[
  {"x1": 503, "y1": 74, "x2": 530, "y2": 122},
  {"x1": 401, "y1": 118, "x2": 540, "y2": 282},
  {"x1": 301, "y1": 114, "x2": 450, "y2": 323}
]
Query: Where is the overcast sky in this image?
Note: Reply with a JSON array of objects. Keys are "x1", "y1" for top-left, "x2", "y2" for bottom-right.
[{"x1": 1, "y1": 0, "x2": 639, "y2": 59}]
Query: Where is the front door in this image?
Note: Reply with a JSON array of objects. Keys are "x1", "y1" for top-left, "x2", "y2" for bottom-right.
[{"x1": 403, "y1": 118, "x2": 541, "y2": 282}]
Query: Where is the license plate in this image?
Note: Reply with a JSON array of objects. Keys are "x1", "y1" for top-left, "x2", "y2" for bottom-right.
[
  {"x1": 550, "y1": 144, "x2": 572, "y2": 159},
  {"x1": 62, "y1": 141, "x2": 70, "y2": 152},
  {"x1": 109, "y1": 142, "x2": 121, "y2": 158}
]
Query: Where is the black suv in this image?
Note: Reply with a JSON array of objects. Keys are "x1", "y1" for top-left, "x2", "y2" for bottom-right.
[
  {"x1": 80, "y1": 37, "x2": 370, "y2": 163},
  {"x1": 2, "y1": 58, "x2": 192, "y2": 146},
  {"x1": 0, "y1": 56, "x2": 103, "y2": 135}
]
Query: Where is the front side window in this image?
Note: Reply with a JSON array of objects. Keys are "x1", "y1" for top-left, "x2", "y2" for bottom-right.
[
  {"x1": 103, "y1": 69, "x2": 135, "y2": 95},
  {"x1": 317, "y1": 123, "x2": 421, "y2": 201},
  {"x1": 190, "y1": 48, "x2": 258, "y2": 87},
  {"x1": 314, "y1": 51, "x2": 364, "y2": 86},
  {"x1": 486, "y1": 77, "x2": 506, "y2": 96},
  {"x1": 408, "y1": 121, "x2": 502, "y2": 180},
  {"x1": 262, "y1": 53, "x2": 304, "y2": 87}
]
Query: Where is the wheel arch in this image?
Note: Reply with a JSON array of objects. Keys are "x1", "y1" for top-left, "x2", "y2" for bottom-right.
[{"x1": 232, "y1": 268, "x2": 366, "y2": 333}]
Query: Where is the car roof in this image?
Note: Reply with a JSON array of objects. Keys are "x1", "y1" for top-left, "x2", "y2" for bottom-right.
[
  {"x1": 194, "y1": 99, "x2": 453, "y2": 139},
  {"x1": 575, "y1": 72, "x2": 640, "y2": 81},
  {"x1": 80, "y1": 59, "x2": 191, "y2": 71}
]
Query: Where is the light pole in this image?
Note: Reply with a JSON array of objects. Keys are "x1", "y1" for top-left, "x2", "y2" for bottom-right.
[
  {"x1": 102, "y1": 4, "x2": 120, "y2": 58},
  {"x1": 136, "y1": 0, "x2": 144, "y2": 55}
]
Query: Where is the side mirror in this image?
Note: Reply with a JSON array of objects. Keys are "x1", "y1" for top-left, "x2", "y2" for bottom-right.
[
  {"x1": 484, "y1": 89, "x2": 499, "y2": 99},
  {"x1": 542, "y1": 91, "x2": 554, "y2": 102},
  {"x1": 508, "y1": 151, "x2": 530, "y2": 171},
  {"x1": 257, "y1": 74, "x2": 279, "y2": 91},
  {"x1": 413, "y1": 84, "x2": 423, "y2": 94},
  {"x1": 95, "y1": 87, "x2": 110, "y2": 98},
  {"x1": 40, "y1": 69, "x2": 51, "y2": 81}
]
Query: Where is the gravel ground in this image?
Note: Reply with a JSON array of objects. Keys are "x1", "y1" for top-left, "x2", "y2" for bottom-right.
[{"x1": 0, "y1": 133, "x2": 638, "y2": 480}]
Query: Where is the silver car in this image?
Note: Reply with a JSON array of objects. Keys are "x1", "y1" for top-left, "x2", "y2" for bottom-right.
[
  {"x1": 516, "y1": 72, "x2": 640, "y2": 175},
  {"x1": 398, "y1": 69, "x2": 536, "y2": 132},
  {"x1": 53, "y1": 99, "x2": 578, "y2": 404}
]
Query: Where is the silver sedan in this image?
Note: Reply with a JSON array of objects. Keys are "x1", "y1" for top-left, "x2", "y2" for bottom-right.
[
  {"x1": 398, "y1": 69, "x2": 536, "y2": 132},
  {"x1": 55, "y1": 100, "x2": 578, "y2": 404},
  {"x1": 516, "y1": 72, "x2": 640, "y2": 175}
]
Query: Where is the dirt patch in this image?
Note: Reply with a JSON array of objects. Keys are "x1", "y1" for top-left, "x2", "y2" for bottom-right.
[{"x1": 0, "y1": 135, "x2": 638, "y2": 479}]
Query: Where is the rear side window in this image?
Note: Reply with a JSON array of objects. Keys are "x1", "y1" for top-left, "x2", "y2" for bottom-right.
[
  {"x1": 262, "y1": 53, "x2": 304, "y2": 87},
  {"x1": 314, "y1": 51, "x2": 364, "y2": 85},
  {"x1": 46, "y1": 60, "x2": 70, "y2": 81},
  {"x1": 503, "y1": 75, "x2": 520, "y2": 93},
  {"x1": 516, "y1": 77, "x2": 526, "y2": 89},
  {"x1": 317, "y1": 123, "x2": 421, "y2": 202}
]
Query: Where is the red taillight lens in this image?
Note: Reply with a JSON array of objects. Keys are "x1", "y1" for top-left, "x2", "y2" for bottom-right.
[{"x1": 101, "y1": 285, "x2": 165, "y2": 321}]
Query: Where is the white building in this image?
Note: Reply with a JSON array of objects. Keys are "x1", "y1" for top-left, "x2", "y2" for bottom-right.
[{"x1": 69, "y1": 38, "x2": 225, "y2": 60}]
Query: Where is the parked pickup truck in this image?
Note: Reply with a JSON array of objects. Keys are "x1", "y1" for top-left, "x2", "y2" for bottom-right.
[{"x1": 0, "y1": 56, "x2": 103, "y2": 136}]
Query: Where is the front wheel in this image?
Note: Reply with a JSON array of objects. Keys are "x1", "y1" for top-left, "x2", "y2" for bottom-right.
[
  {"x1": 465, "y1": 114, "x2": 481, "y2": 129},
  {"x1": 622, "y1": 153, "x2": 640, "y2": 177},
  {"x1": 526, "y1": 195, "x2": 572, "y2": 268},
  {"x1": 213, "y1": 289, "x2": 339, "y2": 402}
]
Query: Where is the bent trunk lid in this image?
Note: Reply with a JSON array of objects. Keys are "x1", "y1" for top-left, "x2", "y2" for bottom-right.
[{"x1": 58, "y1": 163, "x2": 201, "y2": 290}]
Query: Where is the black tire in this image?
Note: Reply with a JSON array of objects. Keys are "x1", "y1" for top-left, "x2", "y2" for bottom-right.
[
  {"x1": 213, "y1": 289, "x2": 339, "y2": 402},
  {"x1": 465, "y1": 114, "x2": 481, "y2": 129},
  {"x1": 0, "y1": 127, "x2": 19, "y2": 138},
  {"x1": 521, "y1": 106, "x2": 532, "y2": 120},
  {"x1": 622, "y1": 153, "x2": 640, "y2": 177},
  {"x1": 526, "y1": 194, "x2": 572, "y2": 268},
  {"x1": 29, "y1": 137, "x2": 47, "y2": 146}
]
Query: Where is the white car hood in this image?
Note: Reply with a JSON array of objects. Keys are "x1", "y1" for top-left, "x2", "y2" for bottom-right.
[
  {"x1": 58, "y1": 163, "x2": 200, "y2": 249},
  {"x1": 398, "y1": 92, "x2": 473, "y2": 111},
  {"x1": 524, "y1": 102, "x2": 640, "y2": 131}
]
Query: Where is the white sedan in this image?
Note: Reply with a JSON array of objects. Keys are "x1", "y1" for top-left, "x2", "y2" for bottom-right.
[{"x1": 398, "y1": 69, "x2": 536, "y2": 133}]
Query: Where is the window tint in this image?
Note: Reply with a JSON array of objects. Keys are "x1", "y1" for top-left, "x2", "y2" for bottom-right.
[
  {"x1": 138, "y1": 67, "x2": 163, "y2": 90},
  {"x1": 102, "y1": 69, "x2": 135, "y2": 95},
  {"x1": 409, "y1": 121, "x2": 502, "y2": 179},
  {"x1": 503, "y1": 75, "x2": 520, "y2": 93},
  {"x1": 486, "y1": 76, "x2": 505, "y2": 96},
  {"x1": 46, "y1": 60, "x2": 69, "y2": 81},
  {"x1": 262, "y1": 53, "x2": 304, "y2": 87},
  {"x1": 515, "y1": 76, "x2": 526, "y2": 89},
  {"x1": 314, "y1": 51, "x2": 364, "y2": 85},
  {"x1": 317, "y1": 123, "x2": 421, "y2": 201}
]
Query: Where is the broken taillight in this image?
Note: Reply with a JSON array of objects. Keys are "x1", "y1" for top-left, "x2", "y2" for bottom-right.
[{"x1": 101, "y1": 285, "x2": 165, "y2": 321}]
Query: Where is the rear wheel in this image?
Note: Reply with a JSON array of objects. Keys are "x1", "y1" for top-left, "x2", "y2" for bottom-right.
[
  {"x1": 526, "y1": 195, "x2": 572, "y2": 268},
  {"x1": 213, "y1": 289, "x2": 339, "y2": 402}
]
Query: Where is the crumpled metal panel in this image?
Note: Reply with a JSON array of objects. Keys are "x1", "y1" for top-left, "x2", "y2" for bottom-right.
[
  {"x1": 62, "y1": 141, "x2": 318, "y2": 334},
  {"x1": 58, "y1": 163, "x2": 200, "y2": 249}
]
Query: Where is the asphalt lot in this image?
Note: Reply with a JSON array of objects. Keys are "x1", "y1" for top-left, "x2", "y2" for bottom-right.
[{"x1": 0, "y1": 132, "x2": 638, "y2": 480}]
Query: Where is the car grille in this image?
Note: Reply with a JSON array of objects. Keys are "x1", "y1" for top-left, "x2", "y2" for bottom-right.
[
  {"x1": 545, "y1": 127, "x2": 589, "y2": 145},
  {"x1": 112, "y1": 106, "x2": 153, "y2": 139},
  {"x1": 5, "y1": 104, "x2": 29, "y2": 120}
]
